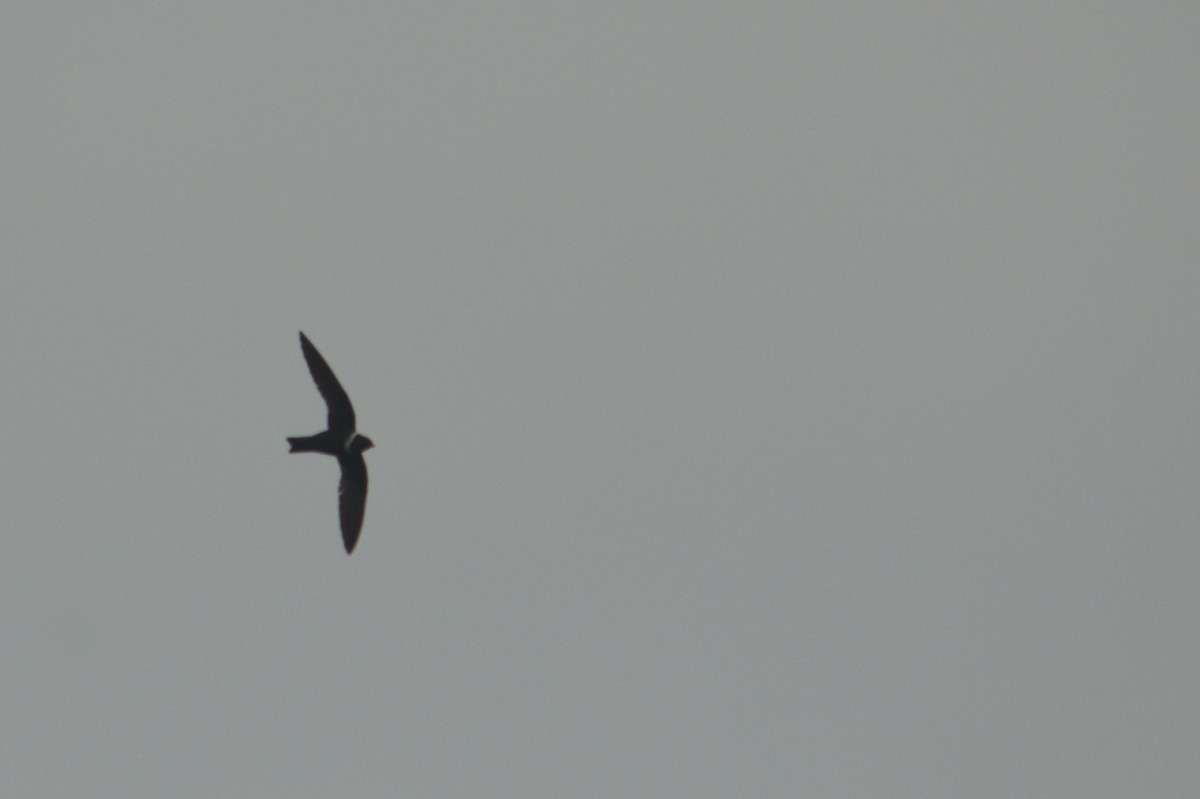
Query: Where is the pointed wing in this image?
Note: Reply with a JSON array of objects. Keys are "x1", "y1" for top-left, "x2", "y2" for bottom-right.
[
  {"x1": 337, "y1": 453, "x2": 368, "y2": 554},
  {"x1": 299, "y1": 332, "x2": 356, "y2": 432}
]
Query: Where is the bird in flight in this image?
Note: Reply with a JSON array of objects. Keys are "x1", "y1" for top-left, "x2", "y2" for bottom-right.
[{"x1": 287, "y1": 331, "x2": 374, "y2": 554}]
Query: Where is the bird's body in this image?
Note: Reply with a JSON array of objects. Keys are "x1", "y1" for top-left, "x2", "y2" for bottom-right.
[{"x1": 288, "y1": 331, "x2": 373, "y2": 553}]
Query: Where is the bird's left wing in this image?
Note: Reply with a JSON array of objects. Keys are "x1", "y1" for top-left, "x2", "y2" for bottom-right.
[{"x1": 337, "y1": 453, "x2": 368, "y2": 554}]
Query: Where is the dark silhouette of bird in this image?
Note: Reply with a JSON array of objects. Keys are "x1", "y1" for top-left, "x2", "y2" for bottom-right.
[{"x1": 287, "y1": 331, "x2": 374, "y2": 553}]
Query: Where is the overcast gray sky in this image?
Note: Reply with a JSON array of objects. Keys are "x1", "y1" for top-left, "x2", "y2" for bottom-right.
[{"x1": 4, "y1": 4, "x2": 1198, "y2": 796}]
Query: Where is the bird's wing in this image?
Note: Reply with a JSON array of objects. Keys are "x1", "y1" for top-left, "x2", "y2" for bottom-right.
[
  {"x1": 299, "y1": 332, "x2": 356, "y2": 432},
  {"x1": 337, "y1": 453, "x2": 368, "y2": 554}
]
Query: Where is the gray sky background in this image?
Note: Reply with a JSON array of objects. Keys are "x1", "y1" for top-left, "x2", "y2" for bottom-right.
[{"x1": 3, "y1": 5, "x2": 1197, "y2": 796}]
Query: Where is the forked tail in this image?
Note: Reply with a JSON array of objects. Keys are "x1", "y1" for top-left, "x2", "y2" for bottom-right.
[{"x1": 287, "y1": 436, "x2": 318, "y2": 453}]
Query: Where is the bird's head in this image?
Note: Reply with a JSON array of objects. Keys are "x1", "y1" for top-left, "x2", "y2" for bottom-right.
[{"x1": 347, "y1": 434, "x2": 375, "y2": 454}]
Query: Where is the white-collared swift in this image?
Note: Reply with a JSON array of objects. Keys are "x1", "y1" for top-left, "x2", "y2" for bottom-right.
[{"x1": 287, "y1": 331, "x2": 374, "y2": 554}]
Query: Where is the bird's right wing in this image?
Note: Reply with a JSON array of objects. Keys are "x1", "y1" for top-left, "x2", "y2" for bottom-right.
[{"x1": 299, "y1": 332, "x2": 356, "y2": 431}]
